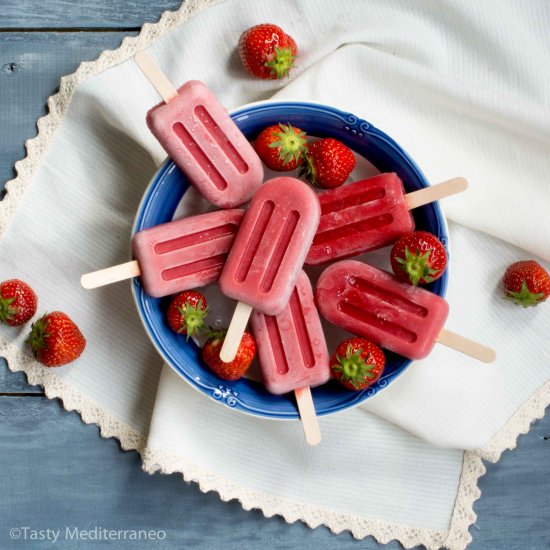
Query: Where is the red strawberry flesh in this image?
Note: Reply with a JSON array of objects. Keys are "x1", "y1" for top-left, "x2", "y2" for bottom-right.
[
  {"x1": 0, "y1": 279, "x2": 37, "y2": 326},
  {"x1": 238, "y1": 24, "x2": 297, "y2": 80},
  {"x1": 503, "y1": 260, "x2": 550, "y2": 307}
]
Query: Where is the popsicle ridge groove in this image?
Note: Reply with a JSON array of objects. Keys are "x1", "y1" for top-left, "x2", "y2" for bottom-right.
[
  {"x1": 154, "y1": 223, "x2": 238, "y2": 254},
  {"x1": 288, "y1": 287, "x2": 315, "y2": 369},
  {"x1": 313, "y1": 213, "x2": 393, "y2": 246},
  {"x1": 194, "y1": 106, "x2": 249, "y2": 175},
  {"x1": 349, "y1": 276, "x2": 429, "y2": 317},
  {"x1": 161, "y1": 253, "x2": 227, "y2": 281},
  {"x1": 338, "y1": 300, "x2": 418, "y2": 343},
  {"x1": 172, "y1": 122, "x2": 228, "y2": 190},
  {"x1": 260, "y1": 210, "x2": 300, "y2": 293},
  {"x1": 235, "y1": 200, "x2": 275, "y2": 282},
  {"x1": 320, "y1": 186, "x2": 386, "y2": 215},
  {"x1": 264, "y1": 315, "x2": 290, "y2": 374}
]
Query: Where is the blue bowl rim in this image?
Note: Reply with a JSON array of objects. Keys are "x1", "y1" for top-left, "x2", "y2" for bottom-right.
[{"x1": 130, "y1": 99, "x2": 450, "y2": 420}]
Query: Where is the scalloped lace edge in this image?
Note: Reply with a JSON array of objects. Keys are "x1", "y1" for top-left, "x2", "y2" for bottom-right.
[
  {"x1": 141, "y1": 447, "x2": 486, "y2": 550},
  {"x1": 0, "y1": 338, "x2": 147, "y2": 451},
  {"x1": 0, "y1": 0, "x2": 547, "y2": 548},
  {"x1": 0, "y1": 0, "x2": 222, "y2": 238},
  {"x1": 476, "y1": 379, "x2": 550, "y2": 462}
]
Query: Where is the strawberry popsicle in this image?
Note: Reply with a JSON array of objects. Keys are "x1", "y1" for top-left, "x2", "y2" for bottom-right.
[
  {"x1": 135, "y1": 52, "x2": 263, "y2": 208},
  {"x1": 251, "y1": 271, "x2": 330, "y2": 395},
  {"x1": 306, "y1": 173, "x2": 467, "y2": 265},
  {"x1": 81, "y1": 209, "x2": 244, "y2": 297},
  {"x1": 218, "y1": 177, "x2": 321, "y2": 362},
  {"x1": 251, "y1": 270, "x2": 329, "y2": 445},
  {"x1": 316, "y1": 260, "x2": 495, "y2": 362}
]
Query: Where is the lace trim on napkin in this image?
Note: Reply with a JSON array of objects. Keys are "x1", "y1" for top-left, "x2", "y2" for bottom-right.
[
  {"x1": 142, "y1": 446, "x2": 452, "y2": 550},
  {"x1": 0, "y1": 1, "x2": 548, "y2": 549},
  {"x1": 0, "y1": 0, "x2": 221, "y2": 237},
  {"x1": 139, "y1": 449, "x2": 487, "y2": 550},
  {"x1": 477, "y1": 380, "x2": 550, "y2": 463},
  {"x1": 0, "y1": 342, "x2": 147, "y2": 451}
]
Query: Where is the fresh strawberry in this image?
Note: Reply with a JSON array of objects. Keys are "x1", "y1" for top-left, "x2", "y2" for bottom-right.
[
  {"x1": 254, "y1": 123, "x2": 307, "y2": 171},
  {"x1": 166, "y1": 290, "x2": 208, "y2": 339},
  {"x1": 0, "y1": 279, "x2": 37, "y2": 326},
  {"x1": 28, "y1": 311, "x2": 86, "y2": 367},
  {"x1": 202, "y1": 331, "x2": 256, "y2": 381},
  {"x1": 390, "y1": 231, "x2": 447, "y2": 286},
  {"x1": 300, "y1": 138, "x2": 355, "y2": 189},
  {"x1": 238, "y1": 23, "x2": 297, "y2": 79},
  {"x1": 330, "y1": 337, "x2": 385, "y2": 391},
  {"x1": 503, "y1": 260, "x2": 550, "y2": 307}
]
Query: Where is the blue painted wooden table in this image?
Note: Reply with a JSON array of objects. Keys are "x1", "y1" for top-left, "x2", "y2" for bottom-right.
[{"x1": 0, "y1": 2, "x2": 549, "y2": 548}]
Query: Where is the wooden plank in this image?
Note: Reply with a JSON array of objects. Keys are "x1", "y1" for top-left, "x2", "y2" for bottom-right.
[
  {"x1": 0, "y1": 358, "x2": 44, "y2": 394},
  {"x1": 0, "y1": 0, "x2": 183, "y2": 29},
  {"x1": 473, "y1": 414, "x2": 550, "y2": 549},
  {"x1": 0, "y1": 396, "x2": 548, "y2": 548},
  {"x1": 0, "y1": 32, "x2": 136, "y2": 186},
  {"x1": 0, "y1": 395, "x2": 374, "y2": 549}
]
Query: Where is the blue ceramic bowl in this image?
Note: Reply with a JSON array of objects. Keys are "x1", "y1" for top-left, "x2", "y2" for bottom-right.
[{"x1": 132, "y1": 101, "x2": 449, "y2": 419}]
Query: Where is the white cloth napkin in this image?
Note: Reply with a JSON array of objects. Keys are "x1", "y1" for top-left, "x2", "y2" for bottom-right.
[{"x1": 1, "y1": 1, "x2": 549, "y2": 549}]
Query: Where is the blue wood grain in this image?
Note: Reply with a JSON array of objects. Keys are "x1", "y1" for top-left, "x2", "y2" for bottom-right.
[
  {"x1": 473, "y1": 416, "x2": 550, "y2": 550},
  {"x1": 0, "y1": 32, "x2": 137, "y2": 186},
  {"x1": 0, "y1": 396, "x2": 548, "y2": 549},
  {"x1": 0, "y1": 0, "x2": 183, "y2": 29},
  {"x1": 0, "y1": 396, "x2": 389, "y2": 550},
  {"x1": 0, "y1": 359, "x2": 43, "y2": 394}
]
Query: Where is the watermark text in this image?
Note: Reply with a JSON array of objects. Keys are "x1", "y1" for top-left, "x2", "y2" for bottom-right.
[{"x1": 9, "y1": 526, "x2": 166, "y2": 543}]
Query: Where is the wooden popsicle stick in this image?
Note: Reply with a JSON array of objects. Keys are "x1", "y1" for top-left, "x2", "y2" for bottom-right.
[
  {"x1": 405, "y1": 177, "x2": 468, "y2": 210},
  {"x1": 219, "y1": 301, "x2": 253, "y2": 363},
  {"x1": 134, "y1": 50, "x2": 178, "y2": 104},
  {"x1": 294, "y1": 386, "x2": 321, "y2": 446},
  {"x1": 81, "y1": 260, "x2": 141, "y2": 289},
  {"x1": 436, "y1": 328, "x2": 496, "y2": 363}
]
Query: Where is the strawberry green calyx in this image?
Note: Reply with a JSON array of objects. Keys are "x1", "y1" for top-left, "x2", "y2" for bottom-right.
[
  {"x1": 0, "y1": 296, "x2": 17, "y2": 324},
  {"x1": 505, "y1": 280, "x2": 545, "y2": 307},
  {"x1": 299, "y1": 152, "x2": 318, "y2": 187},
  {"x1": 178, "y1": 299, "x2": 208, "y2": 340},
  {"x1": 332, "y1": 345, "x2": 378, "y2": 390},
  {"x1": 206, "y1": 328, "x2": 228, "y2": 340},
  {"x1": 396, "y1": 246, "x2": 440, "y2": 286},
  {"x1": 268, "y1": 123, "x2": 307, "y2": 166},
  {"x1": 265, "y1": 46, "x2": 296, "y2": 78},
  {"x1": 27, "y1": 313, "x2": 51, "y2": 357}
]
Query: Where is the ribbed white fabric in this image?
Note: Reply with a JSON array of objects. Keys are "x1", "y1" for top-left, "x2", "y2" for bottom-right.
[{"x1": 0, "y1": 1, "x2": 549, "y2": 549}]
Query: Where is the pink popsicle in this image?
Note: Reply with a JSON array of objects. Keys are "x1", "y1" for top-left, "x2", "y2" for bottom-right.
[
  {"x1": 146, "y1": 80, "x2": 263, "y2": 208},
  {"x1": 316, "y1": 260, "x2": 449, "y2": 359},
  {"x1": 306, "y1": 173, "x2": 468, "y2": 266},
  {"x1": 306, "y1": 173, "x2": 414, "y2": 265},
  {"x1": 251, "y1": 271, "x2": 330, "y2": 395},
  {"x1": 131, "y1": 209, "x2": 244, "y2": 297},
  {"x1": 218, "y1": 177, "x2": 321, "y2": 363},
  {"x1": 220, "y1": 177, "x2": 321, "y2": 315},
  {"x1": 81, "y1": 209, "x2": 244, "y2": 296}
]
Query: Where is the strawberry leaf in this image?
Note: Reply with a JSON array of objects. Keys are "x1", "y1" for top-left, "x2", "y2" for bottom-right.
[
  {"x1": 0, "y1": 296, "x2": 17, "y2": 323},
  {"x1": 298, "y1": 152, "x2": 318, "y2": 186},
  {"x1": 177, "y1": 298, "x2": 209, "y2": 340},
  {"x1": 269, "y1": 123, "x2": 307, "y2": 166},
  {"x1": 397, "y1": 246, "x2": 439, "y2": 286},
  {"x1": 505, "y1": 280, "x2": 546, "y2": 307},
  {"x1": 332, "y1": 347, "x2": 379, "y2": 389},
  {"x1": 27, "y1": 313, "x2": 52, "y2": 357},
  {"x1": 264, "y1": 47, "x2": 296, "y2": 78}
]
